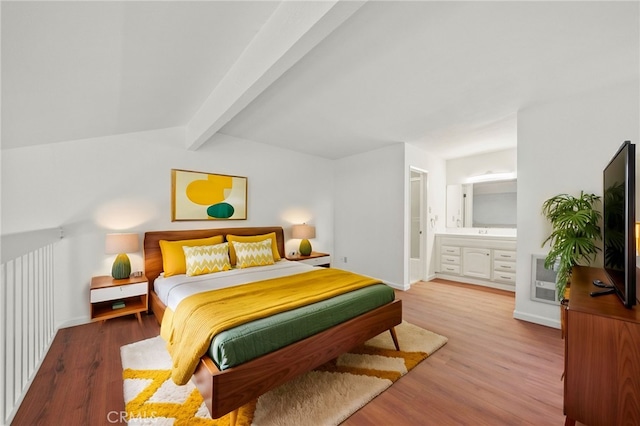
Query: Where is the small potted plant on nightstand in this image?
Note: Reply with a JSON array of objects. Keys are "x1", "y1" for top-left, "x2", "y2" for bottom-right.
[{"x1": 541, "y1": 191, "x2": 602, "y2": 301}]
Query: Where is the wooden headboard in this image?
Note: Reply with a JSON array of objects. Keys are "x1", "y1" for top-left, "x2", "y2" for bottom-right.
[{"x1": 143, "y1": 226, "x2": 286, "y2": 289}]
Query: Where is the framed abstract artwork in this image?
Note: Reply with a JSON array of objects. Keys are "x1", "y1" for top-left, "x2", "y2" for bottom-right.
[{"x1": 171, "y1": 169, "x2": 247, "y2": 221}]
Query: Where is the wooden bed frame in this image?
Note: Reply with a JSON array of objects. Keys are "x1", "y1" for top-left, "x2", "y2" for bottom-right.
[{"x1": 143, "y1": 226, "x2": 402, "y2": 424}]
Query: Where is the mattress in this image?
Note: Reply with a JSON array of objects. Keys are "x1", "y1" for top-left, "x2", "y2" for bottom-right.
[
  {"x1": 154, "y1": 260, "x2": 317, "y2": 310},
  {"x1": 155, "y1": 260, "x2": 396, "y2": 370}
]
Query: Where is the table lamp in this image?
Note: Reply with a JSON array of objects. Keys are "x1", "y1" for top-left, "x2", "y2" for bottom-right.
[
  {"x1": 105, "y1": 233, "x2": 139, "y2": 279},
  {"x1": 292, "y1": 224, "x2": 315, "y2": 256}
]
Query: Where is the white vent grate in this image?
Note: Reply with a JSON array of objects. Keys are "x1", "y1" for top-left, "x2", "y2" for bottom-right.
[{"x1": 531, "y1": 255, "x2": 559, "y2": 305}]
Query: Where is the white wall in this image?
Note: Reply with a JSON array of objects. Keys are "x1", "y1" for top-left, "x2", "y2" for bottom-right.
[
  {"x1": 1, "y1": 128, "x2": 334, "y2": 328},
  {"x1": 332, "y1": 142, "x2": 446, "y2": 289},
  {"x1": 333, "y1": 144, "x2": 406, "y2": 287},
  {"x1": 516, "y1": 79, "x2": 640, "y2": 328}
]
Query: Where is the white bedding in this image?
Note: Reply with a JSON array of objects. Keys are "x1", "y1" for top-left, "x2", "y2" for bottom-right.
[{"x1": 154, "y1": 259, "x2": 317, "y2": 310}]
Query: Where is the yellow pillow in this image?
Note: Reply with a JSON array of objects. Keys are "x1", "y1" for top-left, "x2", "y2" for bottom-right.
[
  {"x1": 183, "y1": 243, "x2": 231, "y2": 276},
  {"x1": 159, "y1": 235, "x2": 224, "y2": 277},
  {"x1": 226, "y1": 232, "x2": 281, "y2": 265},
  {"x1": 233, "y1": 240, "x2": 276, "y2": 269}
]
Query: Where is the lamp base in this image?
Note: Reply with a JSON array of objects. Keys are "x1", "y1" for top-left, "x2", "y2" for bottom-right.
[
  {"x1": 112, "y1": 253, "x2": 132, "y2": 279},
  {"x1": 299, "y1": 239, "x2": 312, "y2": 256}
]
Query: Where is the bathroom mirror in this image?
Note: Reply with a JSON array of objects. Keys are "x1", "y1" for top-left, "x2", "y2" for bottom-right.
[{"x1": 446, "y1": 179, "x2": 517, "y2": 228}]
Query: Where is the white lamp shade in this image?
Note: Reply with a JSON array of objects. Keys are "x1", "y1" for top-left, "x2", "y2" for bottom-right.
[
  {"x1": 105, "y1": 233, "x2": 139, "y2": 254},
  {"x1": 292, "y1": 224, "x2": 315, "y2": 240}
]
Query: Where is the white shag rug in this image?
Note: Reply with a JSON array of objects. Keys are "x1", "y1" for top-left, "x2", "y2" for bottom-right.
[{"x1": 121, "y1": 321, "x2": 447, "y2": 425}]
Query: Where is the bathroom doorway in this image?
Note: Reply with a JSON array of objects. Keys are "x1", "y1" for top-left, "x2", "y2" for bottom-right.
[{"x1": 410, "y1": 168, "x2": 428, "y2": 283}]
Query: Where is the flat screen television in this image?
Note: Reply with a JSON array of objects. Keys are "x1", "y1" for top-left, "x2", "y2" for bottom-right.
[{"x1": 602, "y1": 140, "x2": 637, "y2": 308}]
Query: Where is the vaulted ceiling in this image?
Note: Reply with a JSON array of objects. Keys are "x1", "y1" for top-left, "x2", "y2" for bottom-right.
[{"x1": 2, "y1": 1, "x2": 638, "y2": 159}]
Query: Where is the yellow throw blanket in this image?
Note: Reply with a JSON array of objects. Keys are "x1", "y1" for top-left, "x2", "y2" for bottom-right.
[{"x1": 161, "y1": 268, "x2": 381, "y2": 385}]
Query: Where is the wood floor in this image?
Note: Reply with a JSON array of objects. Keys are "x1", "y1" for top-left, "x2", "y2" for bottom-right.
[{"x1": 11, "y1": 279, "x2": 569, "y2": 425}]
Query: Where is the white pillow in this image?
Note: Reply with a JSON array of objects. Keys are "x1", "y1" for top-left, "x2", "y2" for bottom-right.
[
  {"x1": 233, "y1": 239, "x2": 275, "y2": 269},
  {"x1": 182, "y1": 243, "x2": 231, "y2": 276}
]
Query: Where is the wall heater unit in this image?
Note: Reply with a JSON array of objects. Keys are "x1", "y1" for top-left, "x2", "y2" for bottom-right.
[{"x1": 531, "y1": 254, "x2": 559, "y2": 305}]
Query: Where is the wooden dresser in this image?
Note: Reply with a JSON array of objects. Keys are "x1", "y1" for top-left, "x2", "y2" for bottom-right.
[{"x1": 563, "y1": 266, "x2": 640, "y2": 425}]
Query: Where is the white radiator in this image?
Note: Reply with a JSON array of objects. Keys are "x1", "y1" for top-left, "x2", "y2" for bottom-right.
[{"x1": 1, "y1": 228, "x2": 61, "y2": 425}]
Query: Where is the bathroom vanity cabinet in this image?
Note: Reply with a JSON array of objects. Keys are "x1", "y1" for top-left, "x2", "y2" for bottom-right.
[{"x1": 435, "y1": 233, "x2": 516, "y2": 292}]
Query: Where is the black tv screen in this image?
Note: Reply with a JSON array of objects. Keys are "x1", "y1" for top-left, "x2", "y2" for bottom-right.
[{"x1": 603, "y1": 140, "x2": 636, "y2": 308}]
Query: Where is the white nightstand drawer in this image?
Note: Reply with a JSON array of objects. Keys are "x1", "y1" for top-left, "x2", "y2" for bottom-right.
[
  {"x1": 494, "y1": 250, "x2": 516, "y2": 261},
  {"x1": 493, "y1": 271, "x2": 516, "y2": 284},
  {"x1": 91, "y1": 282, "x2": 147, "y2": 303},
  {"x1": 299, "y1": 256, "x2": 331, "y2": 266},
  {"x1": 440, "y1": 264, "x2": 460, "y2": 274},
  {"x1": 441, "y1": 245, "x2": 461, "y2": 256},
  {"x1": 494, "y1": 260, "x2": 517, "y2": 273}
]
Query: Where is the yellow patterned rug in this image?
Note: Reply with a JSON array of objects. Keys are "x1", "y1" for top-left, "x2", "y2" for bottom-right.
[{"x1": 120, "y1": 321, "x2": 447, "y2": 425}]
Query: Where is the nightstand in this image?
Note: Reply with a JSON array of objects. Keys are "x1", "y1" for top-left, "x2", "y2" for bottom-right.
[
  {"x1": 90, "y1": 275, "x2": 148, "y2": 324},
  {"x1": 286, "y1": 251, "x2": 331, "y2": 267}
]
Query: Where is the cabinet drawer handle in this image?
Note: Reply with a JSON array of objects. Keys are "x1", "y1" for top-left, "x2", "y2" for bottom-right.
[{"x1": 500, "y1": 275, "x2": 511, "y2": 279}]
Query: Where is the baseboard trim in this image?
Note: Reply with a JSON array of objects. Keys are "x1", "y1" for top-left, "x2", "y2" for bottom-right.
[
  {"x1": 386, "y1": 281, "x2": 411, "y2": 291},
  {"x1": 57, "y1": 316, "x2": 91, "y2": 329},
  {"x1": 513, "y1": 309, "x2": 561, "y2": 329},
  {"x1": 434, "y1": 273, "x2": 515, "y2": 292}
]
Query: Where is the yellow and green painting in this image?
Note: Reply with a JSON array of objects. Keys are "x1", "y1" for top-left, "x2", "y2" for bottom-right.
[{"x1": 172, "y1": 169, "x2": 247, "y2": 221}]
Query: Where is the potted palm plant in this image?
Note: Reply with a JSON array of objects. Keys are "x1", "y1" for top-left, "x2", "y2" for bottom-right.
[{"x1": 541, "y1": 191, "x2": 602, "y2": 300}]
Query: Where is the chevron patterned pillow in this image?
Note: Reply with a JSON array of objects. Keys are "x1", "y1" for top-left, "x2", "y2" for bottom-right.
[
  {"x1": 182, "y1": 243, "x2": 231, "y2": 276},
  {"x1": 233, "y1": 239, "x2": 275, "y2": 269}
]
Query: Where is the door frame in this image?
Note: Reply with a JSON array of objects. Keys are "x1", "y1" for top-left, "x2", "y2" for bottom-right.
[{"x1": 409, "y1": 167, "x2": 428, "y2": 283}]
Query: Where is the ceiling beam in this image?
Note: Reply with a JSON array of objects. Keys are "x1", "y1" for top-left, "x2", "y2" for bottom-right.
[{"x1": 185, "y1": 0, "x2": 366, "y2": 151}]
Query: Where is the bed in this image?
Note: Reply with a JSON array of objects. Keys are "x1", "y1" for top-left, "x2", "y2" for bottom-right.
[{"x1": 143, "y1": 226, "x2": 402, "y2": 424}]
